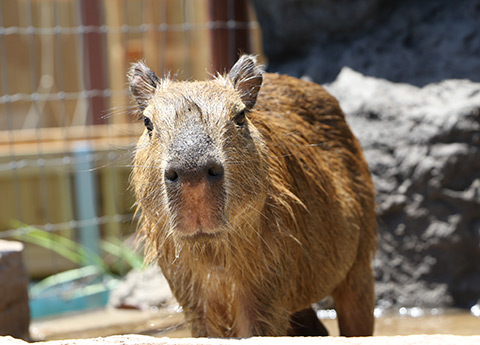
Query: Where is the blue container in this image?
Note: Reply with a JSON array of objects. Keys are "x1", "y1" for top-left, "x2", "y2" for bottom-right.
[{"x1": 29, "y1": 266, "x2": 119, "y2": 319}]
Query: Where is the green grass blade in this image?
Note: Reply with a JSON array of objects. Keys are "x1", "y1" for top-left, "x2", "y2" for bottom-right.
[
  {"x1": 30, "y1": 265, "x2": 106, "y2": 296},
  {"x1": 12, "y1": 224, "x2": 107, "y2": 270},
  {"x1": 101, "y1": 238, "x2": 144, "y2": 270}
]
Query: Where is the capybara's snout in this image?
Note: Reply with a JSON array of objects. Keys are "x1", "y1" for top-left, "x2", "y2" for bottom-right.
[
  {"x1": 164, "y1": 157, "x2": 224, "y2": 185},
  {"x1": 163, "y1": 126, "x2": 227, "y2": 238}
]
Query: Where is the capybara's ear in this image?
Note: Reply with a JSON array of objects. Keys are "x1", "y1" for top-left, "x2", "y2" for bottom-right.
[
  {"x1": 128, "y1": 61, "x2": 160, "y2": 112},
  {"x1": 228, "y1": 55, "x2": 263, "y2": 110}
]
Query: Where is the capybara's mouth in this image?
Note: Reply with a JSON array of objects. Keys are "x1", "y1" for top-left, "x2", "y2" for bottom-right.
[
  {"x1": 179, "y1": 228, "x2": 223, "y2": 242},
  {"x1": 167, "y1": 177, "x2": 227, "y2": 239},
  {"x1": 174, "y1": 209, "x2": 227, "y2": 240}
]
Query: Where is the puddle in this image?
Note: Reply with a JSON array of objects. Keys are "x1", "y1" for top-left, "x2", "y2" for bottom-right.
[
  {"x1": 313, "y1": 307, "x2": 480, "y2": 336},
  {"x1": 324, "y1": 309, "x2": 480, "y2": 337},
  {"x1": 372, "y1": 311, "x2": 480, "y2": 336}
]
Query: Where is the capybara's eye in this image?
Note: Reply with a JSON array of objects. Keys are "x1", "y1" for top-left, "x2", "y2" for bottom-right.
[
  {"x1": 143, "y1": 116, "x2": 154, "y2": 136},
  {"x1": 233, "y1": 110, "x2": 246, "y2": 127}
]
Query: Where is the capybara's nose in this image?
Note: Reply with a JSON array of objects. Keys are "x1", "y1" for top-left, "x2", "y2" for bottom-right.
[{"x1": 165, "y1": 159, "x2": 224, "y2": 184}]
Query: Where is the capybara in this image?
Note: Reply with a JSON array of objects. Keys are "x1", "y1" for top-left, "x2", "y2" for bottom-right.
[{"x1": 128, "y1": 55, "x2": 377, "y2": 337}]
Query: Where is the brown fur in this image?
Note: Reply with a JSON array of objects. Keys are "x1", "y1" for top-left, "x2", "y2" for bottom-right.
[{"x1": 128, "y1": 55, "x2": 377, "y2": 337}]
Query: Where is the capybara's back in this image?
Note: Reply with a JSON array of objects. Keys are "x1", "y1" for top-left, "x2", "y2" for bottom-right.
[{"x1": 129, "y1": 55, "x2": 376, "y2": 337}]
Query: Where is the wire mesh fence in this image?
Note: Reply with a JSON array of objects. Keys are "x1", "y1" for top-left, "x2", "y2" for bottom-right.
[{"x1": 0, "y1": 0, "x2": 262, "y2": 279}]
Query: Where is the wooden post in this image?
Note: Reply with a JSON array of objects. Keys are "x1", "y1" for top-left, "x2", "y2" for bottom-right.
[
  {"x1": 104, "y1": 0, "x2": 129, "y2": 125},
  {"x1": 208, "y1": 0, "x2": 251, "y2": 73},
  {"x1": 81, "y1": 0, "x2": 108, "y2": 125}
]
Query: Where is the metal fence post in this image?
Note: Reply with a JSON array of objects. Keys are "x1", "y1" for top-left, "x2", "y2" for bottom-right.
[{"x1": 73, "y1": 141, "x2": 101, "y2": 266}]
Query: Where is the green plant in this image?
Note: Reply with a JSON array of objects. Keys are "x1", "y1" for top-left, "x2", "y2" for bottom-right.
[{"x1": 11, "y1": 223, "x2": 144, "y2": 297}]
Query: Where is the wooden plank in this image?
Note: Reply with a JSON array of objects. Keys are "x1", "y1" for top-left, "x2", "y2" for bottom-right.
[
  {"x1": 0, "y1": 124, "x2": 142, "y2": 157},
  {"x1": 104, "y1": 0, "x2": 130, "y2": 125},
  {"x1": 144, "y1": 0, "x2": 162, "y2": 71},
  {"x1": 0, "y1": 143, "x2": 137, "y2": 278},
  {"x1": 100, "y1": 160, "x2": 122, "y2": 239}
]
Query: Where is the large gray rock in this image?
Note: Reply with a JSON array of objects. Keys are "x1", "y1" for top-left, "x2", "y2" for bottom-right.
[
  {"x1": 0, "y1": 240, "x2": 30, "y2": 340},
  {"x1": 325, "y1": 68, "x2": 480, "y2": 309},
  {"x1": 251, "y1": 0, "x2": 480, "y2": 86}
]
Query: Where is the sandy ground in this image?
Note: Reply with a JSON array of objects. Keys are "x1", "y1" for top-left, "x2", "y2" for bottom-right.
[{"x1": 27, "y1": 307, "x2": 480, "y2": 341}]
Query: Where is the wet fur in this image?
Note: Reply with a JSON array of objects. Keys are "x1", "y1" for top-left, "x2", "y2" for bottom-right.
[{"x1": 129, "y1": 56, "x2": 376, "y2": 337}]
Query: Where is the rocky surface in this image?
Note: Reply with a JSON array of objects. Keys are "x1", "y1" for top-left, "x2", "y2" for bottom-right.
[
  {"x1": 108, "y1": 266, "x2": 175, "y2": 310},
  {"x1": 3, "y1": 335, "x2": 480, "y2": 345},
  {"x1": 325, "y1": 68, "x2": 480, "y2": 309},
  {"x1": 251, "y1": 0, "x2": 480, "y2": 86},
  {"x1": 0, "y1": 240, "x2": 31, "y2": 340}
]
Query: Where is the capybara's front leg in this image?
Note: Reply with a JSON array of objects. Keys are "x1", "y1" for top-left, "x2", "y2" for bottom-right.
[{"x1": 332, "y1": 259, "x2": 375, "y2": 336}]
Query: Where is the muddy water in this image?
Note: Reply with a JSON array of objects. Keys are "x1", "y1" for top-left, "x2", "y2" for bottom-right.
[{"x1": 31, "y1": 308, "x2": 479, "y2": 340}]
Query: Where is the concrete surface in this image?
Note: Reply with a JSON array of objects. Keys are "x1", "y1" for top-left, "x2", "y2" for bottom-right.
[{"x1": 2, "y1": 334, "x2": 480, "y2": 345}]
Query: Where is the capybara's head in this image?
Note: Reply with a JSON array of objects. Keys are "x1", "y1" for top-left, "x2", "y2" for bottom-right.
[{"x1": 129, "y1": 56, "x2": 268, "y2": 243}]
